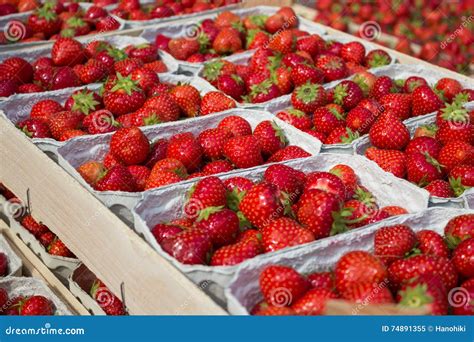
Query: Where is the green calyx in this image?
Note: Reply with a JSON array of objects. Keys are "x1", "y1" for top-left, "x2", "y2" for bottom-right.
[
  {"x1": 249, "y1": 15, "x2": 268, "y2": 28},
  {"x1": 237, "y1": 210, "x2": 252, "y2": 229},
  {"x1": 445, "y1": 233, "x2": 462, "y2": 250},
  {"x1": 327, "y1": 106, "x2": 345, "y2": 120},
  {"x1": 271, "y1": 121, "x2": 288, "y2": 145},
  {"x1": 226, "y1": 188, "x2": 246, "y2": 212},
  {"x1": 296, "y1": 81, "x2": 322, "y2": 104},
  {"x1": 440, "y1": 100, "x2": 469, "y2": 122},
  {"x1": 452, "y1": 92, "x2": 469, "y2": 106},
  {"x1": 267, "y1": 54, "x2": 282, "y2": 73},
  {"x1": 107, "y1": 47, "x2": 127, "y2": 62},
  {"x1": 143, "y1": 113, "x2": 161, "y2": 126},
  {"x1": 353, "y1": 74, "x2": 369, "y2": 96},
  {"x1": 202, "y1": 60, "x2": 224, "y2": 82},
  {"x1": 111, "y1": 73, "x2": 140, "y2": 95},
  {"x1": 367, "y1": 52, "x2": 390, "y2": 68},
  {"x1": 449, "y1": 177, "x2": 468, "y2": 198},
  {"x1": 288, "y1": 108, "x2": 306, "y2": 118},
  {"x1": 60, "y1": 28, "x2": 75, "y2": 38},
  {"x1": 196, "y1": 206, "x2": 224, "y2": 222},
  {"x1": 330, "y1": 207, "x2": 353, "y2": 236},
  {"x1": 398, "y1": 284, "x2": 433, "y2": 308},
  {"x1": 37, "y1": 5, "x2": 57, "y2": 21},
  {"x1": 72, "y1": 90, "x2": 100, "y2": 115},
  {"x1": 197, "y1": 32, "x2": 210, "y2": 53},
  {"x1": 67, "y1": 16, "x2": 86, "y2": 28},
  {"x1": 250, "y1": 79, "x2": 272, "y2": 97},
  {"x1": 340, "y1": 127, "x2": 360, "y2": 144},
  {"x1": 333, "y1": 83, "x2": 348, "y2": 105},
  {"x1": 423, "y1": 152, "x2": 443, "y2": 173}
]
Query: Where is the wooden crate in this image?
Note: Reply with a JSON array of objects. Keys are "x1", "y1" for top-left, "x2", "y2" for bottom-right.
[{"x1": 0, "y1": 1, "x2": 466, "y2": 315}]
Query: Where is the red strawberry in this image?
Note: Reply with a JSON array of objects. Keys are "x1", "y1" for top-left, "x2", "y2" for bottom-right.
[
  {"x1": 248, "y1": 80, "x2": 282, "y2": 103},
  {"x1": 379, "y1": 93, "x2": 412, "y2": 121},
  {"x1": 267, "y1": 30, "x2": 296, "y2": 54},
  {"x1": 290, "y1": 64, "x2": 324, "y2": 87},
  {"x1": 20, "y1": 296, "x2": 54, "y2": 316},
  {"x1": 340, "y1": 41, "x2": 365, "y2": 64},
  {"x1": 50, "y1": 66, "x2": 81, "y2": 91},
  {"x1": 0, "y1": 253, "x2": 7, "y2": 276},
  {"x1": 374, "y1": 225, "x2": 417, "y2": 265},
  {"x1": 253, "y1": 121, "x2": 287, "y2": 157},
  {"x1": 397, "y1": 274, "x2": 448, "y2": 315},
  {"x1": 195, "y1": 207, "x2": 239, "y2": 247},
  {"x1": 341, "y1": 283, "x2": 394, "y2": 305},
  {"x1": 452, "y1": 238, "x2": 474, "y2": 278},
  {"x1": 262, "y1": 217, "x2": 314, "y2": 252},
  {"x1": 438, "y1": 141, "x2": 474, "y2": 172},
  {"x1": 210, "y1": 238, "x2": 262, "y2": 266},
  {"x1": 114, "y1": 58, "x2": 144, "y2": 77},
  {"x1": 274, "y1": 66, "x2": 293, "y2": 94},
  {"x1": 276, "y1": 109, "x2": 312, "y2": 131},
  {"x1": 197, "y1": 128, "x2": 229, "y2": 160},
  {"x1": 406, "y1": 152, "x2": 444, "y2": 186},
  {"x1": 239, "y1": 183, "x2": 284, "y2": 230},
  {"x1": 142, "y1": 93, "x2": 180, "y2": 123},
  {"x1": 110, "y1": 127, "x2": 150, "y2": 165},
  {"x1": 48, "y1": 111, "x2": 83, "y2": 140},
  {"x1": 77, "y1": 161, "x2": 106, "y2": 186},
  {"x1": 416, "y1": 230, "x2": 450, "y2": 258},
  {"x1": 224, "y1": 135, "x2": 263, "y2": 169},
  {"x1": 127, "y1": 165, "x2": 150, "y2": 191},
  {"x1": 27, "y1": 7, "x2": 61, "y2": 38},
  {"x1": 95, "y1": 165, "x2": 137, "y2": 192},
  {"x1": 185, "y1": 177, "x2": 226, "y2": 216},
  {"x1": 169, "y1": 84, "x2": 201, "y2": 118},
  {"x1": 304, "y1": 171, "x2": 346, "y2": 200},
  {"x1": 453, "y1": 279, "x2": 474, "y2": 315},
  {"x1": 411, "y1": 85, "x2": 443, "y2": 117},
  {"x1": 335, "y1": 251, "x2": 388, "y2": 294},
  {"x1": 20, "y1": 215, "x2": 49, "y2": 237},
  {"x1": 291, "y1": 288, "x2": 337, "y2": 315},
  {"x1": 103, "y1": 74, "x2": 146, "y2": 116},
  {"x1": 17, "y1": 118, "x2": 52, "y2": 139},
  {"x1": 388, "y1": 255, "x2": 458, "y2": 291},
  {"x1": 313, "y1": 106, "x2": 345, "y2": 135},
  {"x1": 405, "y1": 137, "x2": 441, "y2": 158},
  {"x1": 266, "y1": 145, "x2": 311, "y2": 162},
  {"x1": 218, "y1": 115, "x2": 252, "y2": 137},
  {"x1": 444, "y1": 214, "x2": 474, "y2": 249},
  {"x1": 333, "y1": 80, "x2": 363, "y2": 110},
  {"x1": 315, "y1": 54, "x2": 347, "y2": 82},
  {"x1": 369, "y1": 76, "x2": 396, "y2": 100},
  {"x1": 345, "y1": 107, "x2": 376, "y2": 135},
  {"x1": 424, "y1": 180, "x2": 454, "y2": 198},
  {"x1": 145, "y1": 170, "x2": 182, "y2": 190},
  {"x1": 260, "y1": 265, "x2": 310, "y2": 307},
  {"x1": 0, "y1": 57, "x2": 33, "y2": 84},
  {"x1": 161, "y1": 229, "x2": 212, "y2": 265},
  {"x1": 325, "y1": 127, "x2": 359, "y2": 144},
  {"x1": 291, "y1": 82, "x2": 326, "y2": 114},
  {"x1": 51, "y1": 37, "x2": 85, "y2": 67},
  {"x1": 130, "y1": 67, "x2": 160, "y2": 92},
  {"x1": 369, "y1": 114, "x2": 410, "y2": 150},
  {"x1": 151, "y1": 224, "x2": 183, "y2": 244},
  {"x1": 263, "y1": 164, "x2": 305, "y2": 196},
  {"x1": 307, "y1": 272, "x2": 335, "y2": 290},
  {"x1": 365, "y1": 147, "x2": 407, "y2": 178},
  {"x1": 217, "y1": 74, "x2": 245, "y2": 101},
  {"x1": 166, "y1": 133, "x2": 203, "y2": 172},
  {"x1": 364, "y1": 49, "x2": 392, "y2": 68},
  {"x1": 436, "y1": 104, "x2": 474, "y2": 145},
  {"x1": 202, "y1": 160, "x2": 233, "y2": 175},
  {"x1": 90, "y1": 280, "x2": 126, "y2": 315},
  {"x1": 434, "y1": 78, "x2": 462, "y2": 102},
  {"x1": 200, "y1": 91, "x2": 236, "y2": 115},
  {"x1": 48, "y1": 238, "x2": 74, "y2": 257},
  {"x1": 403, "y1": 76, "x2": 428, "y2": 93}
]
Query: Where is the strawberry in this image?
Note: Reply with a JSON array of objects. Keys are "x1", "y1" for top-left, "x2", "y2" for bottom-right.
[
  {"x1": 224, "y1": 135, "x2": 263, "y2": 169},
  {"x1": 411, "y1": 85, "x2": 443, "y2": 117},
  {"x1": 151, "y1": 224, "x2": 183, "y2": 244},
  {"x1": 449, "y1": 165, "x2": 474, "y2": 196},
  {"x1": 405, "y1": 136, "x2": 441, "y2": 158},
  {"x1": 307, "y1": 272, "x2": 335, "y2": 290},
  {"x1": 169, "y1": 84, "x2": 201, "y2": 117},
  {"x1": 453, "y1": 279, "x2": 474, "y2": 315},
  {"x1": 248, "y1": 80, "x2": 282, "y2": 103},
  {"x1": 20, "y1": 215, "x2": 50, "y2": 237},
  {"x1": 406, "y1": 152, "x2": 444, "y2": 186},
  {"x1": 403, "y1": 76, "x2": 428, "y2": 93},
  {"x1": 202, "y1": 160, "x2": 233, "y2": 175},
  {"x1": 212, "y1": 27, "x2": 242, "y2": 54},
  {"x1": 0, "y1": 288, "x2": 8, "y2": 311},
  {"x1": 185, "y1": 176, "x2": 226, "y2": 216},
  {"x1": 48, "y1": 111, "x2": 83, "y2": 140},
  {"x1": 91, "y1": 280, "x2": 125, "y2": 315},
  {"x1": 59, "y1": 129, "x2": 86, "y2": 141},
  {"x1": 365, "y1": 147, "x2": 407, "y2": 178},
  {"x1": 397, "y1": 275, "x2": 448, "y2": 315},
  {"x1": 262, "y1": 217, "x2": 314, "y2": 252},
  {"x1": 166, "y1": 133, "x2": 203, "y2": 172},
  {"x1": 83, "y1": 109, "x2": 119, "y2": 134},
  {"x1": 264, "y1": 164, "x2": 305, "y2": 196},
  {"x1": 276, "y1": 109, "x2": 312, "y2": 131},
  {"x1": 103, "y1": 74, "x2": 146, "y2": 116},
  {"x1": 374, "y1": 225, "x2": 417, "y2": 265},
  {"x1": 126, "y1": 44, "x2": 157, "y2": 64},
  {"x1": 438, "y1": 141, "x2": 474, "y2": 172},
  {"x1": 210, "y1": 238, "x2": 262, "y2": 266},
  {"x1": 267, "y1": 30, "x2": 295, "y2": 54},
  {"x1": 416, "y1": 230, "x2": 450, "y2": 258},
  {"x1": 195, "y1": 207, "x2": 239, "y2": 247},
  {"x1": 51, "y1": 37, "x2": 85, "y2": 67},
  {"x1": 30, "y1": 99, "x2": 64, "y2": 121},
  {"x1": 388, "y1": 255, "x2": 458, "y2": 291},
  {"x1": 110, "y1": 127, "x2": 149, "y2": 165},
  {"x1": 291, "y1": 82, "x2": 326, "y2": 114},
  {"x1": 364, "y1": 49, "x2": 392, "y2": 68},
  {"x1": 369, "y1": 114, "x2": 410, "y2": 150},
  {"x1": 65, "y1": 89, "x2": 102, "y2": 116},
  {"x1": 145, "y1": 170, "x2": 181, "y2": 190},
  {"x1": 290, "y1": 64, "x2": 324, "y2": 87},
  {"x1": 20, "y1": 296, "x2": 54, "y2": 315},
  {"x1": 325, "y1": 127, "x2": 359, "y2": 144},
  {"x1": 335, "y1": 251, "x2": 388, "y2": 294},
  {"x1": 341, "y1": 283, "x2": 394, "y2": 305},
  {"x1": 253, "y1": 121, "x2": 287, "y2": 157},
  {"x1": 143, "y1": 93, "x2": 180, "y2": 122},
  {"x1": 379, "y1": 93, "x2": 412, "y2": 121},
  {"x1": 197, "y1": 128, "x2": 229, "y2": 160},
  {"x1": 315, "y1": 54, "x2": 347, "y2": 82},
  {"x1": 77, "y1": 161, "x2": 106, "y2": 186},
  {"x1": 161, "y1": 229, "x2": 212, "y2": 265},
  {"x1": 340, "y1": 41, "x2": 366, "y2": 64},
  {"x1": 202, "y1": 60, "x2": 236, "y2": 85},
  {"x1": 95, "y1": 165, "x2": 137, "y2": 192},
  {"x1": 266, "y1": 145, "x2": 311, "y2": 162},
  {"x1": 130, "y1": 67, "x2": 160, "y2": 92},
  {"x1": 434, "y1": 78, "x2": 462, "y2": 102},
  {"x1": 345, "y1": 107, "x2": 376, "y2": 134},
  {"x1": 333, "y1": 81, "x2": 363, "y2": 110},
  {"x1": 313, "y1": 106, "x2": 345, "y2": 135},
  {"x1": 260, "y1": 265, "x2": 310, "y2": 307},
  {"x1": 329, "y1": 165, "x2": 357, "y2": 190},
  {"x1": 0, "y1": 57, "x2": 33, "y2": 84},
  {"x1": 436, "y1": 104, "x2": 474, "y2": 145},
  {"x1": 127, "y1": 165, "x2": 150, "y2": 191},
  {"x1": 304, "y1": 171, "x2": 347, "y2": 200},
  {"x1": 273, "y1": 66, "x2": 293, "y2": 94},
  {"x1": 17, "y1": 118, "x2": 52, "y2": 139},
  {"x1": 51, "y1": 66, "x2": 81, "y2": 90},
  {"x1": 291, "y1": 288, "x2": 337, "y2": 315},
  {"x1": 217, "y1": 74, "x2": 245, "y2": 101},
  {"x1": 239, "y1": 182, "x2": 285, "y2": 230},
  {"x1": 48, "y1": 238, "x2": 74, "y2": 257},
  {"x1": 143, "y1": 139, "x2": 168, "y2": 169},
  {"x1": 352, "y1": 71, "x2": 377, "y2": 97},
  {"x1": 452, "y1": 238, "x2": 474, "y2": 278},
  {"x1": 424, "y1": 180, "x2": 454, "y2": 198},
  {"x1": 27, "y1": 6, "x2": 61, "y2": 38},
  {"x1": 444, "y1": 214, "x2": 474, "y2": 248},
  {"x1": 114, "y1": 58, "x2": 144, "y2": 77},
  {"x1": 200, "y1": 91, "x2": 236, "y2": 115},
  {"x1": 18, "y1": 84, "x2": 43, "y2": 93}
]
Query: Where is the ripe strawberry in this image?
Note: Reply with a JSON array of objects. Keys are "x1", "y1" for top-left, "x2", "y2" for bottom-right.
[
  {"x1": 103, "y1": 74, "x2": 146, "y2": 116},
  {"x1": 388, "y1": 255, "x2": 458, "y2": 291},
  {"x1": 20, "y1": 215, "x2": 49, "y2": 237},
  {"x1": 397, "y1": 275, "x2": 448, "y2": 315},
  {"x1": 262, "y1": 217, "x2": 314, "y2": 252},
  {"x1": 224, "y1": 135, "x2": 263, "y2": 169},
  {"x1": 58, "y1": 129, "x2": 86, "y2": 141},
  {"x1": 145, "y1": 170, "x2": 182, "y2": 190},
  {"x1": 291, "y1": 82, "x2": 326, "y2": 114},
  {"x1": 39, "y1": 232, "x2": 55, "y2": 248},
  {"x1": 333, "y1": 80, "x2": 363, "y2": 110},
  {"x1": 50, "y1": 66, "x2": 81, "y2": 91},
  {"x1": 195, "y1": 207, "x2": 239, "y2": 247},
  {"x1": 290, "y1": 64, "x2": 324, "y2": 87},
  {"x1": 77, "y1": 161, "x2": 106, "y2": 186},
  {"x1": 325, "y1": 127, "x2": 359, "y2": 144},
  {"x1": 267, "y1": 30, "x2": 295, "y2": 54},
  {"x1": 151, "y1": 224, "x2": 183, "y2": 244},
  {"x1": 51, "y1": 37, "x2": 85, "y2": 67},
  {"x1": 406, "y1": 152, "x2": 444, "y2": 186},
  {"x1": 95, "y1": 165, "x2": 137, "y2": 192},
  {"x1": 345, "y1": 107, "x2": 375, "y2": 134},
  {"x1": 17, "y1": 118, "x2": 52, "y2": 139},
  {"x1": 449, "y1": 165, "x2": 474, "y2": 196},
  {"x1": 340, "y1": 41, "x2": 365, "y2": 64},
  {"x1": 217, "y1": 74, "x2": 245, "y2": 101},
  {"x1": 212, "y1": 27, "x2": 243, "y2": 54},
  {"x1": 452, "y1": 238, "x2": 474, "y2": 278},
  {"x1": 411, "y1": 85, "x2": 443, "y2": 117},
  {"x1": 90, "y1": 280, "x2": 125, "y2": 315},
  {"x1": 315, "y1": 54, "x2": 347, "y2": 82},
  {"x1": 27, "y1": 7, "x2": 62, "y2": 38},
  {"x1": 30, "y1": 99, "x2": 64, "y2": 121},
  {"x1": 248, "y1": 80, "x2": 282, "y2": 103},
  {"x1": 453, "y1": 279, "x2": 474, "y2": 315},
  {"x1": 369, "y1": 114, "x2": 410, "y2": 150},
  {"x1": 374, "y1": 225, "x2": 417, "y2": 265},
  {"x1": 114, "y1": 58, "x2": 144, "y2": 77},
  {"x1": 0, "y1": 252, "x2": 7, "y2": 276},
  {"x1": 307, "y1": 272, "x2": 335, "y2": 290},
  {"x1": 436, "y1": 104, "x2": 474, "y2": 145},
  {"x1": 260, "y1": 265, "x2": 310, "y2": 307},
  {"x1": 264, "y1": 164, "x2": 305, "y2": 196},
  {"x1": 273, "y1": 66, "x2": 293, "y2": 94},
  {"x1": 48, "y1": 238, "x2": 74, "y2": 257},
  {"x1": 364, "y1": 49, "x2": 392, "y2": 68},
  {"x1": 161, "y1": 229, "x2": 212, "y2": 265},
  {"x1": 291, "y1": 288, "x2": 337, "y2": 315},
  {"x1": 335, "y1": 251, "x2": 388, "y2": 294},
  {"x1": 313, "y1": 106, "x2": 345, "y2": 135},
  {"x1": 0, "y1": 57, "x2": 33, "y2": 84},
  {"x1": 304, "y1": 171, "x2": 347, "y2": 200},
  {"x1": 210, "y1": 238, "x2": 262, "y2": 266},
  {"x1": 341, "y1": 282, "x2": 394, "y2": 305},
  {"x1": 0, "y1": 287, "x2": 8, "y2": 310},
  {"x1": 169, "y1": 84, "x2": 201, "y2": 117},
  {"x1": 266, "y1": 145, "x2": 311, "y2": 162},
  {"x1": 405, "y1": 136, "x2": 441, "y2": 158},
  {"x1": 200, "y1": 91, "x2": 236, "y2": 115},
  {"x1": 444, "y1": 214, "x2": 474, "y2": 248},
  {"x1": 20, "y1": 296, "x2": 54, "y2": 316},
  {"x1": 365, "y1": 147, "x2": 407, "y2": 178},
  {"x1": 202, "y1": 160, "x2": 233, "y2": 175},
  {"x1": 18, "y1": 84, "x2": 43, "y2": 93},
  {"x1": 197, "y1": 128, "x2": 229, "y2": 160},
  {"x1": 253, "y1": 121, "x2": 287, "y2": 157},
  {"x1": 166, "y1": 133, "x2": 203, "y2": 172},
  {"x1": 276, "y1": 109, "x2": 312, "y2": 131},
  {"x1": 416, "y1": 230, "x2": 450, "y2": 258},
  {"x1": 404, "y1": 76, "x2": 428, "y2": 93},
  {"x1": 185, "y1": 176, "x2": 226, "y2": 215},
  {"x1": 130, "y1": 67, "x2": 160, "y2": 92},
  {"x1": 434, "y1": 78, "x2": 462, "y2": 102},
  {"x1": 48, "y1": 111, "x2": 83, "y2": 140},
  {"x1": 438, "y1": 141, "x2": 474, "y2": 172},
  {"x1": 379, "y1": 93, "x2": 412, "y2": 121},
  {"x1": 202, "y1": 59, "x2": 236, "y2": 85},
  {"x1": 127, "y1": 165, "x2": 150, "y2": 191},
  {"x1": 110, "y1": 127, "x2": 149, "y2": 165},
  {"x1": 239, "y1": 182, "x2": 284, "y2": 230},
  {"x1": 424, "y1": 180, "x2": 454, "y2": 198}
]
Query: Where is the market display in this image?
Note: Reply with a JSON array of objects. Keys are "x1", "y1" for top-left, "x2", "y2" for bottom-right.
[{"x1": 0, "y1": 1, "x2": 472, "y2": 318}]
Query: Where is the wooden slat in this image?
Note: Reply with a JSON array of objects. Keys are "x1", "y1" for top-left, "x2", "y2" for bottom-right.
[{"x1": 0, "y1": 117, "x2": 226, "y2": 315}]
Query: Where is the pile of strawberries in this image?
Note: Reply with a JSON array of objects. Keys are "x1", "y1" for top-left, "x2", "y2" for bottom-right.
[
  {"x1": 0, "y1": 1, "x2": 119, "y2": 45},
  {"x1": 252, "y1": 214, "x2": 474, "y2": 316},
  {"x1": 150, "y1": 163, "x2": 407, "y2": 266},
  {"x1": 0, "y1": 0, "x2": 38, "y2": 16},
  {"x1": 0, "y1": 289, "x2": 56, "y2": 315},
  {"x1": 15, "y1": 76, "x2": 236, "y2": 142},
  {"x1": 0, "y1": 36, "x2": 168, "y2": 97},
  {"x1": 364, "y1": 98, "x2": 474, "y2": 198},
  {"x1": 110, "y1": 0, "x2": 237, "y2": 21},
  {"x1": 274, "y1": 73, "x2": 473, "y2": 145},
  {"x1": 90, "y1": 279, "x2": 126, "y2": 315},
  {"x1": 76, "y1": 116, "x2": 312, "y2": 192}
]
